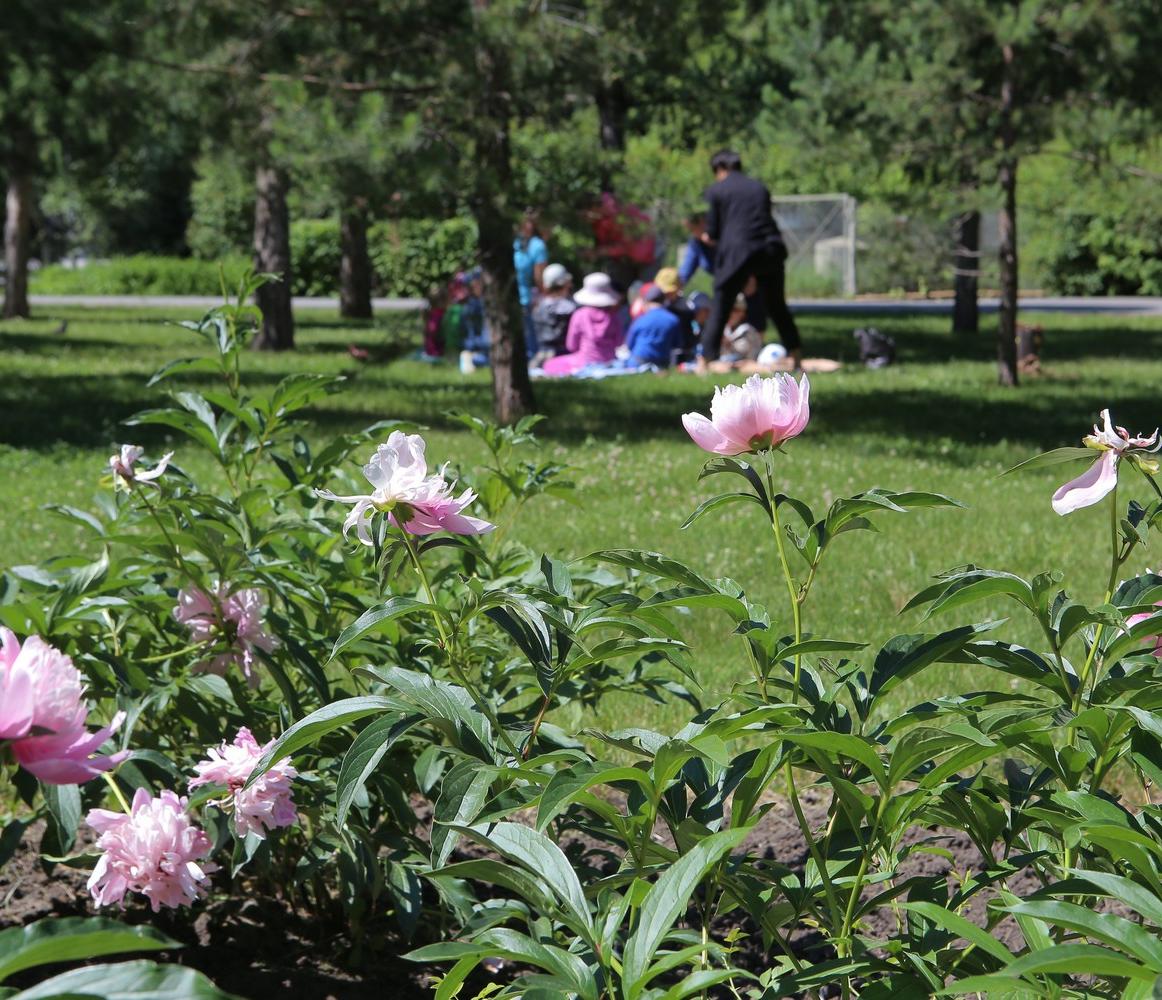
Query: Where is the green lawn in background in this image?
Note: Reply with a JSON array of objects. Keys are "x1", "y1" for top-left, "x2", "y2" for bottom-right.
[{"x1": 2, "y1": 305, "x2": 1161, "y2": 734}]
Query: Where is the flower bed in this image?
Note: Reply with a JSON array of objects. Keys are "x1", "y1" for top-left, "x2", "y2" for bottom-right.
[{"x1": 3, "y1": 275, "x2": 1162, "y2": 998}]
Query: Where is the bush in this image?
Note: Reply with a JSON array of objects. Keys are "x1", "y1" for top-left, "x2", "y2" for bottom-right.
[
  {"x1": 185, "y1": 152, "x2": 254, "y2": 261},
  {"x1": 369, "y1": 216, "x2": 479, "y2": 297},
  {"x1": 1043, "y1": 206, "x2": 1162, "y2": 296},
  {"x1": 30, "y1": 254, "x2": 251, "y2": 296},
  {"x1": 7, "y1": 277, "x2": 1162, "y2": 997},
  {"x1": 289, "y1": 219, "x2": 342, "y2": 297}
]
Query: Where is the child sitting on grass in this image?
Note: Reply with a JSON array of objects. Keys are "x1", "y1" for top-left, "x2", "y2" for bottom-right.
[{"x1": 625, "y1": 285, "x2": 682, "y2": 368}]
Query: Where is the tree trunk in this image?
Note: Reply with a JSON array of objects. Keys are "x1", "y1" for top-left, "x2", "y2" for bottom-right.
[
  {"x1": 951, "y1": 209, "x2": 979, "y2": 334},
  {"x1": 595, "y1": 78, "x2": 628, "y2": 190},
  {"x1": 477, "y1": 206, "x2": 533, "y2": 425},
  {"x1": 995, "y1": 44, "x2": 1019, "y2": 386},
  {"x1": 596, "y1": 78, "x2": 628, "y2": 152},
  {"x1": 339, "y1": 203, "x2": 372, "y2": 319},
  {"x1": 252, "y1": 162, "x2": 295, "y2": 351},
  {"x1": 472, "y1": 0, "x2": 534, "y2": 424},
  {"x1": 3, "y1": 172, "x2": 32, "y2": 320}
]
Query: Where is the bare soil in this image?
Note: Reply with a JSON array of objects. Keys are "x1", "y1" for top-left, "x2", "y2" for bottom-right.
[{"x1": 1, "y1": 793, "x2": 1042, "y2": 999}]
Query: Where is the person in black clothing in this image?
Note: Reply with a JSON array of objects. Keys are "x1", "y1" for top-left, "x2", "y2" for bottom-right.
[{"x1": 699, "y1": 150, "x2": 802, "y2": 368}]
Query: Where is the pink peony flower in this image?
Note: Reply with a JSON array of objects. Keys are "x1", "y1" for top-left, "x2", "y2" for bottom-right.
[
  {"x1": 173, "y1": 585, "x2": 278, "y2": 687},
  {"x1": 1053, "y1": 409, "x2": 1160, "y2": 515},
  {"x1": 0, "y1": 629, "x2": 35, "y2": 741},
  {"x1": 1127, "y1": 597, "x2": 1162, "y2": 658},
  {"x1": 87, "y1": 788, "x2": 216, "y2": 912},
  {"x1": 0, "y1": 629, "x2": 127, "y2": 784},
  {"x1": 316, "y1": 430, "x2": 494, "y2": 543},
  {"x1": 189, "y1": 727, "x2": 298, "y2": 839},
  {"x1": 682, "y1": 373, "x2": 810, "y2": 456},
  {"x1": 109, "y1": 444, "x2": 172, "y2": 487}
]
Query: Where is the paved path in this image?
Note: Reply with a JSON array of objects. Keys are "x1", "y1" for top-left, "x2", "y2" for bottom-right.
[
  {"x1": 27, "y1": 293, "x2": 1162, "y2": 316},
  {"x1": 789, "y1": 295, "x2": 1162, "y2": 316},
  {"x1": 29, "y1": 294, "x2": 427, "y2": 312}
]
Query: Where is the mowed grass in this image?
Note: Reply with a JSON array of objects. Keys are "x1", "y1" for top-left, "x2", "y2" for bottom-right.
[{"x1": 2, "y1": 304, "x2": 1161, "y2": 733}]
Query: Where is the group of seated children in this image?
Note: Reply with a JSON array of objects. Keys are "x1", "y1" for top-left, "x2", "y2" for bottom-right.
[
  {"x1": 419, "y1": 269, "x2": 491, "y2": 373},
  {"x1": 532, "y1": 264, "x2": 788, "y2": 378},
  {"x1": 419, "y1": 263, "x2": 790, "y2": 379}
]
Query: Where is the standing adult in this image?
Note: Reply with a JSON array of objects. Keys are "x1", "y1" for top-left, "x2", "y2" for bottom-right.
[
  {"x1": 513, "y1": 209, "x2": 549, "y2": 360},
  {"x1": 680, "y1": 210, "x2": 767, "y2": 333},
  {"x1": 699, "y1": 150, "x2": 802, "y2": 368}
]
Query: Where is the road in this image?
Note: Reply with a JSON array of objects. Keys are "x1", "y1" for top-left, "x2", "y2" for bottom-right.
[{"x1": 25, "y1": 294, "x2": 1162, "y2": 315}]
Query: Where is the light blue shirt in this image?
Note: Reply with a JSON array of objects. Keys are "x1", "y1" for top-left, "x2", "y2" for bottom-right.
[{"x1": 513, "y1": 236, "x2": 548, "y2": 307}]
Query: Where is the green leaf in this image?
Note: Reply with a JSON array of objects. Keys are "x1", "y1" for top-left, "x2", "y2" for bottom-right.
[
  {"x1": 590, "y1": 549, "x2": 715, "y2": 593},
  {"x1": 335, "y1": 714, "x2": 420, "y2": 828},
  {"x1": 697, "y1": 456, "x2": 769, "y2": 506},
  {"x1": 622, "y1": 827, "x2": 750, "y2": 997},
  {"x1": 368, "y1": 667, "x2": 495, "y2": 762},
  {"x1": 681, "y1": 492, "x2": 767, "y2": 530},
  {"x1": 898, "y1": 902, "x2": 1016, "y2": 965},
  {"x1": 1004, "y1": 447, "x2": 1096, "y2": 475},
  {"x1": 870, "y1": 623, "x2": 1000, "y2": 698},
  {"x1": 329, "y1": 597, "x2": 442, "y2": 661},
  {"x1": 459, "y1": 822, "x2": 593, "y2": 937},
  {"x1": 9, "y1": 960, "x2": 240, "y2": 999},
  {"x1": 0, "y1": 919, "x2": 178, "y2": 983},
  {"x1": 537, "y1": 763, "x2": 653, "y2": 830},
  {"x1": 1004, "y1": 900, "x2": 1162, "y2": 970},
  {"x1": 1004, "y1": 942, "x2": 1154, "y2": 982},
  {"x1": 246, "y1": 696, "x2": 395, "y2": 786},
  {"x1": 432, "y1": 762, "x2": 500, "y2": 868},
  {"x1": 783, "y1": 731, "x2": 887, "y2": 789},
  {"x1": 40, "y1": 784, "x2": 81, "y2": 860}
]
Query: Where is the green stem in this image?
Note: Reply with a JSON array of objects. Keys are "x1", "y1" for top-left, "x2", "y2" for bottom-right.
[
  {"x1": 784, "y1": 760, "x2": 842, "y2": 940},
  {"x1": 398, "y1": 529, "x2": 521, "y2": 759},
  {"x1": 763, "y1": 456, "x2": 803, "y2": 702},
  {"x1": 838, "y1": 793, "x2": 888, "y2": 959},
  {"x1": 523, "y1": 693, "x2": 551, "y2": 760},
  {"x1": 1075, "y1": 481, "x2": 1124, "y2": 711},
  {"x1": 102, "y1": 771, "x2": 132, "y2": 813}
]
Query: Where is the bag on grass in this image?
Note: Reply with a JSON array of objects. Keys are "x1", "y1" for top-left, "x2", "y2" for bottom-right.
[{"x1": 853, "y1": 326, "x2": 896, "y2": 368}]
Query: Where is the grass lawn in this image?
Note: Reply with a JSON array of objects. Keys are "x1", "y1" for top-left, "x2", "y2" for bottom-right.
[{"x1": 3, "y1": 304, "x2": 1161, "y2": 734}]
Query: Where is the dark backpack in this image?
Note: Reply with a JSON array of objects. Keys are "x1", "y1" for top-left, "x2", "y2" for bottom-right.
[{"x1": 853, "y1": 327, "x2": 896, "y2": 368}]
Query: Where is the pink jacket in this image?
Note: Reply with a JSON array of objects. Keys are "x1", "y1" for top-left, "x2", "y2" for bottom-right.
[{"x1": 542, "y1": 306, "x2": 624, "y2": 376}]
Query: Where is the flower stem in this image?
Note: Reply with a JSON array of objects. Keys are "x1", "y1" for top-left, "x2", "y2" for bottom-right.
[
  {"x1": 398, "y1": 529, "x2": 521, "y2": 759},
  {"x1": 763, "y1": 455, "x2": 803, "y2": 702},
  {"x1": 1075, "y1": 481, "x2": 1124, "y2": 710},
  {"x1": 102, "y1": 771, "x2": 132, "y2": 813}
]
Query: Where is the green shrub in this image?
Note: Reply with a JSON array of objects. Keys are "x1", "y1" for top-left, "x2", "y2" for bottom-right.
[
  {"x1": 31, "y1": 255, "x2": 251, "y2": 296},
  {"x1": 1043, "y1": 206, "x2": 1162, "y2": 296},
  {"x1": 185, "y1": 152, "x2": 254, "y2": 261},
  {"x1": 369, "y1": 216, "x2": 479, "y2": 297},
  {"x1": 290, "y1": 219, "x2": 342, "y2": 297}
]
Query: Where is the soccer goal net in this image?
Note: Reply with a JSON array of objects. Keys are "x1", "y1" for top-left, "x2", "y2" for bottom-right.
[{"x1": 771, "y1": 193, "x2": 858, "y2": 297}]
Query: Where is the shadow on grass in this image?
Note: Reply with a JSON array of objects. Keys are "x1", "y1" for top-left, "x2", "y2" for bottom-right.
[{"x1": 2, "y1": 315, "x2": 1158, "y2": 452}]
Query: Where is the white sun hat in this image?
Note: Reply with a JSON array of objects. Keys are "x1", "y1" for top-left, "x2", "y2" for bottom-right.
[
  {"x1": 573, "y1": 272, "x2": 620, "y2": 308},
  {"x1": 542, "y1": 263, "x2": 571, "y2": 289}
]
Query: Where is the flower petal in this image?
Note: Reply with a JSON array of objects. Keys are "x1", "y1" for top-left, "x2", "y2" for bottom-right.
[
  {"x1": 682, "y1": 412, "x2": 744, "y2": 455},
  {"x1": 1051, "y1": 451, "x2": 1119, "y2": 515}
]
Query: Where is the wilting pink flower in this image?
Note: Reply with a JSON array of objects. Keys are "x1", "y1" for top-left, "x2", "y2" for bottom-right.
[
  {"x1": 190, "y1": 727, "x2": 297, "y2": 839},
  {"x1": 1128, "y1": 588, "x2": 1162, "y2": 657},
  {"x1": 87, "y1": 788, "x2": 216, "y2": 912},
  {"x1": 316, "y1": 430, "x2": 494, "y2": 543},
  {"x1": 0, "y1": 629, "x2": 127, "y2": 784},
  {"x1": 682, "y1": 373, "x2": 811, "y2": 456},
  {"x1": 1052, "y1": 409, "x2": 1160, "y2": 515},
  {"x1": 174, "y1": 585, "x2": 278, "y2": 687},
  {"x1": 109, "y1": 445, "x2": 172, "y2": 487}
]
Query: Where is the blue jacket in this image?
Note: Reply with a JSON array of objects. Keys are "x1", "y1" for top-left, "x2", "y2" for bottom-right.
[
  {"x1": 626, "y1": 307, "x2": 682, "y2": 367},
  {"x1": 678, "y1": 236, "x2": 715, "y2": 285}
]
